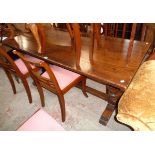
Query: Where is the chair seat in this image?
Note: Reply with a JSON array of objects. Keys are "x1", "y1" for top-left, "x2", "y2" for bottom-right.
[
  {"x1": 14, "y1": 56, "x2": 42, "y2": 75},
  {"x1": 41, "y1": 65, "x2": 81, "y2": 90},
  {"x1": 17, "y1": 109, "x2": 64, "y2": 131},
  {"x1": 24, "y1": 55, "x2": 43, "y2": 63},
  {"x1": 14, "y1": 58, "x2": 32, "y2": 75}
]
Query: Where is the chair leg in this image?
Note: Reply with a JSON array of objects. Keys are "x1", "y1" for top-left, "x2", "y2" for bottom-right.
[
  {"x1": 14, "y1": 75, "x2": 20, "y2": 83},
  {"x1": 21, "y1": 78, "x2": 32, "y2": 103},
  {"x1": 4, "y1": 70, "x2": 16, "y2": 94},
  {"x1": 34, "y1": 80, "x2": 45, "y2": 107},
  {"x1": 57, "y1": 94, "x2": 66, "y2": 122},
  {"x1": 106, "y1": 85, "x2": 109, "y2": 94},
  {"x1": 81, "y1": 78, "x2": 88, "y2": 97}
]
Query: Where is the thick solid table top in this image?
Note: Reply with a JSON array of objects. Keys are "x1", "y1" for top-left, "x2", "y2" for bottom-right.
[{"x1": 3, "y1": 29, "x2": 151, "y2": 91}]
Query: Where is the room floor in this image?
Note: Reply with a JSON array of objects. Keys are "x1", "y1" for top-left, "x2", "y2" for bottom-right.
[{"x1": 0, "y1": 68, "x2": 131, "y2": 131}]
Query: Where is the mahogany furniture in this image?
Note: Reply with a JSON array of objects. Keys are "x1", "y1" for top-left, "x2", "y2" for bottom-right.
[
  {"x1": 26, "y1": 23, "x2": 81, "y2": 66},
  {"x1": 103, "y1": 24, "x2": 137, "y2": 39},
  {"x1": 17, "y1": 109, "x2": 64, "y2": 131},
  {"x1": 0, "y1": 47, "x2": 40, "y2": 103},
  {"x1": 0, "y1": 24, "x2": 15, "y2": 42},
  {"x1": 92, "y1": 23, "x2": 138, "y2": 52},
  {"x1": 3, "y1": 25, "x2": 151, "y2": 125},
  {"x1": 141, "y1": 24, "x2": 155, "y2": 51},
  {"x1": 14, "y1": 50, "x2": 88, "y2": 122},
  {"x1": 26, "y1": 23, "x2": 46, "y2": 53}
]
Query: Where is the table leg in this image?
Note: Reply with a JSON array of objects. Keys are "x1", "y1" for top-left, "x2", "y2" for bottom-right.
[{"x1": 99, "y1": 85, "x2": 123, "y2": 126}]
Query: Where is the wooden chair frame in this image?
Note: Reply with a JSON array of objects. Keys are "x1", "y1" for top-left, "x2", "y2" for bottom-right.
[
  {"x1": 14, "y1": 50, "x2": 88, "y2": 122},
  {"x1": 0, "y1": 47, "x2": 37, "y2": 103},
  {"x1": 103, "y1": 23, "x2": 137, "y2": 39}
]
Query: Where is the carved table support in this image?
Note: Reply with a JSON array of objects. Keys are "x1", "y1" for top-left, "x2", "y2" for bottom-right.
[{"x1": 99, "y1": 85, "x2": 123, "y2": 126}]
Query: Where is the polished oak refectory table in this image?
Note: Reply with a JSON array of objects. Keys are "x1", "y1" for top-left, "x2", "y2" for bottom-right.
[{"x1": 3, "y1": 29, "x2": 151, "y2": 126}]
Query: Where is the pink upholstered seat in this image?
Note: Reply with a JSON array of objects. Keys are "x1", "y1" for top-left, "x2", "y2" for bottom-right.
[
  {"x1": 17, "y1": 109, "x2": 64, "y2": 131},
  {"x1": 41, "y1": 65, "x2": 81, "y2": 90},
  {"x1": 24, "y1": 55, "x2": 43, "y2": 63},
  {"x1": 14, "y1": 58, "x2": 34, "y2": 75},
  {"x1": 14, "y1": 56, "x2": 42, "y2": 75}
]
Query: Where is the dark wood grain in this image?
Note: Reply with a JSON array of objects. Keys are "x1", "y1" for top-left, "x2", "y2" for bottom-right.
[
  {"x1": 3, "y1": 30, "x2": 150, "y2": 90},
  {"x1": 3, "y1": 26, "x2": 151, "y2": 125},
  {"x1": 99, "y1": 85, "x2": 123, "y2": 125}
]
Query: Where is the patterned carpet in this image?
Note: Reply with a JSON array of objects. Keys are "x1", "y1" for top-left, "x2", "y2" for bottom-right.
[{"x1": 0, "y1": 68, "x2": 131, "y2": 131}]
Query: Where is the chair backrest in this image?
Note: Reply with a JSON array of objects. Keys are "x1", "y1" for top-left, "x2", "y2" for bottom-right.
[
  {"x1": 27, "y1": 23, "x2": 46, "y2": 53},
  {"x1": 71, "y1": 24, "x2": 81, "y2": 65},
  {"x1": 62, "y1": 23, "x2": 81, "y2": 65},
  {"x1": 103, "y1": 23, "x2": 137, "y2": 40},
  {"x1": 66, "y1": 23, "x2": 74, "y2": 40},
  {"x1": 36, "y1": 23, "x2": 46, "y2": 52},
  {"x1": 141, "y1": 24, "x2": 155, "y2": 51},
  {"x1": 27, "y1": 23, "x2": 81, "y2": 66},
  {"x1": 0, "y1": 24, "x2": 15, "y2": 41},
  {"x1": 13, "y1": 50, "x2": 62, "y2": 93},
  {"x1": 0, "y1": 47, "x2": 22, "y2": 76}
]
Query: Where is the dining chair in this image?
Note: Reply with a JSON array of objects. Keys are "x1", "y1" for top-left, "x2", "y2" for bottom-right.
[
  {"x1": 102, "y1": 23, "x2": 137, "y2": 40},
  {"x1": 14, "y1": 50, "x2": 88, "y2": 122},
  {"x1": 62, "y1": 23, "x2": 83, "y2": 66},
  {"x1": 0, "y1": 24, "x2": 14, "y2": 42},
  {"x1": 141, "y1": 24, "x2": 155, "y2": 52},
  {"x1": 26, "y1": 23, "x2": 82, "y2": 66},
  {"x1": 90, "y1": 23, "x2": 138, "y2": 58},
  {"x1": 17, "y1": 108, "x2": 64, "y2": 131},
  {"x1": 27, "y1": 23, "x2": 46, "y2": 53},
  {"x1": 0, "y1": 47, "x2": 40, "y2": 103}
]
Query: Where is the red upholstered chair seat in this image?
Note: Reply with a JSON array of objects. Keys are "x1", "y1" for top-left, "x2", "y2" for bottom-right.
[
  {"x1": 41, "y1": 65, "x2": 81, "y2": 90},
  {"x1": 17, "y1": 109, "x2": 64, "y2": 131}
]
